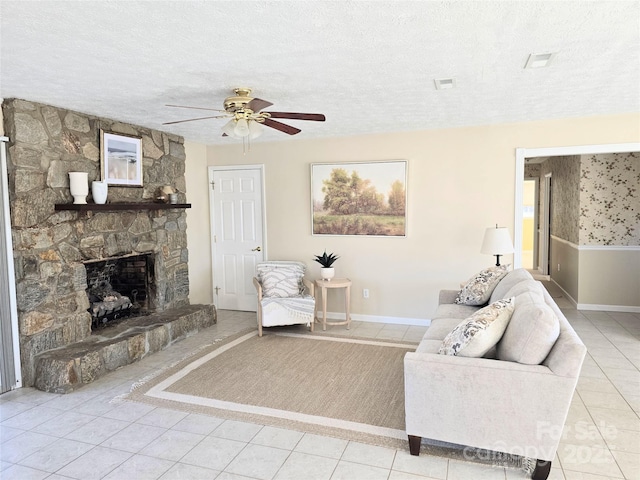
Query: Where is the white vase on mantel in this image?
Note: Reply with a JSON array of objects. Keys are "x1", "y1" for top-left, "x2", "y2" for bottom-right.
[
  {"x1": 320, "y1": 267, "x2": 335, "y2": 281},
  {"x1": 68, "y1": 172, "x2": 89, "y2": 204},
  {"x1": 91, "y1": 180, "x2": 108, "y2": 204}
]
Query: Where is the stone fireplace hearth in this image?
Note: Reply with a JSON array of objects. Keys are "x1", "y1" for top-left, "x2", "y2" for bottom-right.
[{"x1": 3, "y1": 98, "x2": 216, "y2": 392}]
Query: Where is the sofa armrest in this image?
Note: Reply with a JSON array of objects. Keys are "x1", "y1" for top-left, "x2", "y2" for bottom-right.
[
  {"x1": 404, "y1": 352, "x2": 579, "y2": 461},
  {"x1": 438, "y1": 289, "x2": 459, "y2": 305}
]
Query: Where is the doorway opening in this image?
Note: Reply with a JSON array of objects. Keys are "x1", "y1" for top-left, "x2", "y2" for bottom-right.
[
  {"x1": 522, "y1": 178, "x2": 538, "y2": 271},
  {"x1": 514, "y1": 142, "x2": 640, "y2": 270}
]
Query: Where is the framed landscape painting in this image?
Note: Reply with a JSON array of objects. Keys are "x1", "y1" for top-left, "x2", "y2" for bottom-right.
[
  {"x1": 311, "y1": 160, "x2": 407, "y2": 236},
  {"x1": 100, "y1": 130, "x2": 143, "y2": 186}
]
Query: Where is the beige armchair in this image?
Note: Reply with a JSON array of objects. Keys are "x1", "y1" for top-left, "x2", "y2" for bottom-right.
[{"x1": 253, "y1": 261, "x2": 315, "y2": 336}]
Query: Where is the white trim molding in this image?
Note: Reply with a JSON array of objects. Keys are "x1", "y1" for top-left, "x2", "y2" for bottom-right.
[
  {"x1": 551, "y1": 235, "x2": 640, "y2": 251},
  {"x1": 577, "y1": 304, "x2": 640, "y2": 313},
  {"x1": 323, "y1": 311, "x2": 430, "y2": 327},
  {"x1": 550, "y1": 279, "x2": 578, "y2": 309}
]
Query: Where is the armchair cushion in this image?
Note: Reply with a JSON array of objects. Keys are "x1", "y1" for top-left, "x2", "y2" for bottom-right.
[
  {"x1": 261, "y1": 269, "x2": 300, "y2": 298},
  {"x1": 439, "y1": 297, "x2": 515, "y2": 357},
  {"x1": 257, "y1": 262, "x2": 305, "y2": 298},
  {"x1": 455, "y1": 265, "x2": 509, "y2": 306}
]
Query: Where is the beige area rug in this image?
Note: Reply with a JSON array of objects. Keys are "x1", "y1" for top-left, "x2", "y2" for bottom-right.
[{"x1": 126, "y1": 329, "x2": 416, "y2": 449}]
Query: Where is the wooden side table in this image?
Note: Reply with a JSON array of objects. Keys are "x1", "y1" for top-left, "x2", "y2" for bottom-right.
[{"x1": 314, "y1": 278, "x2": 352, "y2": 331}]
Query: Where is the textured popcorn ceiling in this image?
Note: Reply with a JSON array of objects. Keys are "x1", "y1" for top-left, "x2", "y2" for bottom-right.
[{"x1": 1, "y1": 1, "x2": 638, "y2": 145}]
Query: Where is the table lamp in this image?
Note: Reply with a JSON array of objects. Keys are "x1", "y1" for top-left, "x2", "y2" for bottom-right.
[{"x1": 481, "y1": 225, "x2": 514, "y2": 266}]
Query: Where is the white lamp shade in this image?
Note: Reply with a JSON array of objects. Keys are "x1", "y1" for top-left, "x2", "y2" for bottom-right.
[{"x1": 480, "y1": 227, "x2": 514, "y2": 255}]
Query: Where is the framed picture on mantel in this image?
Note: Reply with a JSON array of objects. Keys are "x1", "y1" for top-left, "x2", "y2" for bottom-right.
[{"x1": 100, "y1": 130, "x2": 143, "y2": 187}]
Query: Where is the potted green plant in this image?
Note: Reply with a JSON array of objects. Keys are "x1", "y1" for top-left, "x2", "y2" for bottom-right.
[{"x1": 314, "y1": 250, "x2": 339, "y2": 281}]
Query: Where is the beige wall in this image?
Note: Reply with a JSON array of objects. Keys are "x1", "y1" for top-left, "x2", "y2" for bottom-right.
[
  {"x1": 550, "y1": 236, "x2": 580, "y2": 303},
  {"x1": 579, "y1": 249, "x2": 640, "y2": 308},
  {"x1": 185, "y1": 113, "x2": 639, "y2": 320},
  {"x1": 184, "y1": 142, "x2": 213, "y2": 304}
]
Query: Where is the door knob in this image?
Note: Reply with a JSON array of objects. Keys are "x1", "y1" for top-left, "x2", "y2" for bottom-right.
[{"x1": 252, "y1": 246, "x2": 262, "y2": 252}]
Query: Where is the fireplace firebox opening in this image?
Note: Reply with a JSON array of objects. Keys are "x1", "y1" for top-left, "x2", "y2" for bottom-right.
[{"x1": 84, "y1": 253, "x2": 155, "y2": 331}]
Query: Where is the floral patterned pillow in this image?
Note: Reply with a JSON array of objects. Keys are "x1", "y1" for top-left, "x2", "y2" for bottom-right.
[
  {"x1": 455, "y1": 265, "x2": 509, "y2": 306},
  {"x1": 439, "y1": 297, "x2": 515, "y2": 357}
]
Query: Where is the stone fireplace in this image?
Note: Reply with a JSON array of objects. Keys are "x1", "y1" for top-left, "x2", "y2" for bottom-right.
[{"x1": 3, "y1": 98, "x2": 215, "y2": 391}]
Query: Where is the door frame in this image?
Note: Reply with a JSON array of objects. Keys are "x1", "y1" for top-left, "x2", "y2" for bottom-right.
[
  {"x1": 207, "y1": 164, "x2": 267, "y2": 309},
  {"x1": 0, "y1": 136, "x2": 22, "y2": 392},
  {"x1": 541, "y1": 173, "x2": 552, "y2": 275},
  {"x1": 514, "y1": 142, "x2": 640, "y2": 269}
]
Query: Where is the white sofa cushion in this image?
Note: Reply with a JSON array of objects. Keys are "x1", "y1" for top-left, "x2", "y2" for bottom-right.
[
  {"x1": 423, "y1": 318, "x2": 463, "y2": 340},
  {"x1": 503, "y1": 279, "x2": 544, "y2": 299},
  {"x1": 432, "y1": 303, "x2": 480, "y2": 320},
  {"x1": 455, "y1": 265, "x2": 509, "y2": 306},
  {"x1": 497, "y1": 292, "x2": 560, "y2": 365},
  {"x1": 489, "y1": 268, "x2": 533, "y2": 303},
  {"x1": 439, "y1": 297, "x2": 515, "y2": 357}
]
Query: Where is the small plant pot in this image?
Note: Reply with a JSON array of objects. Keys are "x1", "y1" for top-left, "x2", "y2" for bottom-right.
[{"x1": 320, "y1": 267, "x2": 335, "y2": 281}]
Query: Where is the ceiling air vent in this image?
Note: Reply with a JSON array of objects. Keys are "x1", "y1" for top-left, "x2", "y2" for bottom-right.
[
  {"x1": 434, "y1": 78, "x2": 456, "y2": 90},
  {"x1": 525, "y1": 52, "x2": 557, "y2": 69}
]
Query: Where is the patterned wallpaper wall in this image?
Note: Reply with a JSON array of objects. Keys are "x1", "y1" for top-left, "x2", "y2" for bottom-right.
[
  {"x1": 579, "y1": 152, "x2": 639, "y2": 246},
  {"x1": 529, "y1": 152, "x2": 639, "y2": 247},
  {"x1": 549, "y1": 155, "x2": 581, "y2": 244}
]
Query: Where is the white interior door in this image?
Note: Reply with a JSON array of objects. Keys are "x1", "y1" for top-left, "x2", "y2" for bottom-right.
[{"x1": 209, "y1": 166, "x2": 265, "y2": 311}]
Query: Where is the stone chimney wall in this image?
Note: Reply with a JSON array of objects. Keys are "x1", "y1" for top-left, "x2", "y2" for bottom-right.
[{"x1": 2, "y1": 98, "x2": 190, "y2": 386}]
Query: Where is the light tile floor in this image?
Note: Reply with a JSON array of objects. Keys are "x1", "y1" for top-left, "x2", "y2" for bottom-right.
[{"x1": 1, "y1": 293, "x2": 639, "y2": 480}]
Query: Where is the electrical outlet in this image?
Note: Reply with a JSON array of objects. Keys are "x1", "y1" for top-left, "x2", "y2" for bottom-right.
[
  {"x1": 363, "y1": 288, "x2": 369, "y2": 299},
  {"x1": 557, "y1": 263, "x2": 561, "y2": 272}
]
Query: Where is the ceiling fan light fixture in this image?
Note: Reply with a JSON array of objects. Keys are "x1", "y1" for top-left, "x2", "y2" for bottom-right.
[
  {"x1": 248, "y1": 120, "x2": 263, "y2": 139},
  {"x1": 222, "y1": 119, "x2": 239, "y2": 138},
  {"x1": 234, "y1": 118, "x2": 250, "y2": 137}
]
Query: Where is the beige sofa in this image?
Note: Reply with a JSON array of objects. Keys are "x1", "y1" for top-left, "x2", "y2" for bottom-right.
[{"x1": 404, "y1": 269, "x2": 586, "y2": 480}]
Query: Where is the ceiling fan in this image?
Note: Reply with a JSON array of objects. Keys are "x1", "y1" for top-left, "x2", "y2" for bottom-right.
[{"x1": 163, "y1": 88, "x2": 326, "y2": 139}]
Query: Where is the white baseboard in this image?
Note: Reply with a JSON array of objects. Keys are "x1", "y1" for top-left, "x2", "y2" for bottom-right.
[
  {"x1": 322, "y1": 312, "x2": 431, "y2": 327},
  {"x1": 550, "y1": 279, "x2": 578, "y2": 308},
  {"x1": 532, "y1": 273, "x2": 550, "y2": 281},
  {"x1": 550, "y1": 280, "x2": 640, "y2": 313},
  {"x1": 576, "y1": 304, "x2": 640, "y2": 313}
]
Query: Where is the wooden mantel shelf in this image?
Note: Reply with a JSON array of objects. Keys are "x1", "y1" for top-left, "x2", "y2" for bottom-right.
[{"x1": 55, "y1": 203, "x2": 191, "y2": 212}]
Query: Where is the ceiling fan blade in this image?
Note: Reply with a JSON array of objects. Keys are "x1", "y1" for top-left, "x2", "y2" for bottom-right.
[
  {"x1": 162, "y1": 115, "x2": 228, "y2": 125},
  {"x1": 263, "y1": 118, "x2": 301, "y2": 135},
  {"x1": 247, "y1": 98, "x2": 273, "y2": 112},
  {"x1": 266, "y1": 112, "x2": 326, "y2": 121},
  {"x1": 166, "y1": 104, "x2": 226, "y2": 112}
]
